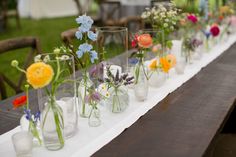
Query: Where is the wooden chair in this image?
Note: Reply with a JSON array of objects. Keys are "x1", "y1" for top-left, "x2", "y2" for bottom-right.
[
  {"x1": 0, "y1": 37, "x2": 42, "y2": 99},
  {"x1": 119, "y1": 16, "x2": 145, "y2": 32},
  {"x1": 0, "y1": 0, "x2": 21, "y2": 29},
  {"x1": 99, "y1": 1, "x2": 121, "y2": 26}
]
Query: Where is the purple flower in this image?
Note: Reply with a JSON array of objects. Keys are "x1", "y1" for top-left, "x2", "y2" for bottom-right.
[{"x1": 24, "y1": 109, "x2": 32, "y2": 121}]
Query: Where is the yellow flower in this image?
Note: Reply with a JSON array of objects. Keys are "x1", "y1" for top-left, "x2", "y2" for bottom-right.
[
  {"x1": 26, "y1": 62, "x2": 54, "y2": 89},
  {"x1": 160, "y1": 57, "x2": 171, "y2": 73},
  {"x1": 149, "y1": 59, "x2": 158, "y2": 70}
]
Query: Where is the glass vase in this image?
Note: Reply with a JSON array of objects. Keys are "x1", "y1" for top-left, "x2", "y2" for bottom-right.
[
  {"x1": 78, "y1": 71, "x2": 93, "y2": 118},
  {"x1": 96, "y1": 27, "x2": 128, "y2": 76},
  {"x1": 37, "y1": 53, "x2": 77, "y2": 150},
  {"x1": 133, "y1": 59, "x2": 149, "y2": 101},
  {"x1": 148, "y1": 69, "x2": 166, "y2": 88},
  {"x1": 181, "y1": 33, "x2": 194, "y2": 64},
  {"x1": 106, "y1": 86, "x2": 129, "y2": 113},
  {"x1": 88, "y1": 107, "x2": 101, "y2": 127}
]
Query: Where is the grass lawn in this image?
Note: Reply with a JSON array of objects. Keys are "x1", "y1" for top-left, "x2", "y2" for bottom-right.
[{"x1": 0, "y1": 16, "x2": 78, "y2": 97}]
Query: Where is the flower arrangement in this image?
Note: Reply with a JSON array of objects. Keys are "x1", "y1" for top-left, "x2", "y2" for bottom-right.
[
  {"x1": 71, "y1": 14, "x2": 99, "y2": 118},
  {"x1": 11, "y1": 49, "x2": 76, "y2": 150},
  {"x1": 101, "y1": 66, "x2": 134, "y2": 113},
  {"x1": 141, "y1": 2, "x2": 181, "y2": 50},
  {"x1": 131, "y1": 33, "x2": 153, "y2": 84},
  {"x1": 182, "y1": 37, "x2": 203, "y2": 62},
  {"x1": 12, "y1": 84, "x2": 42, "y2": 145}
]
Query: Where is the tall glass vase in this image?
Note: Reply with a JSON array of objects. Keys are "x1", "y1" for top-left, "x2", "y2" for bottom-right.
[
  {"x1": 96, "y1": 27, "x2": 128, "y2": 76},
  {"x1": 37, "y1": 53, "x2": 77, "y2": 150}
]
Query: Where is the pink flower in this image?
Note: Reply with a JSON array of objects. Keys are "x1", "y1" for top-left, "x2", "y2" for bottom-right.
[
  {"x1": 229, "y1": 16, "x2": 236, "y2": 27},
  {"x1": 210, "y1": 25, "x2": 220, "y2": 37},
  {"x1": 187, "y1": 14, "x2": 198, "y2": 24}
]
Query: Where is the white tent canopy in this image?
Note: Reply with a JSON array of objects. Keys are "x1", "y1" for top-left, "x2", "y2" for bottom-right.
[{"x1": 18, "y1": 0, "x2": 150, "y2": 19}]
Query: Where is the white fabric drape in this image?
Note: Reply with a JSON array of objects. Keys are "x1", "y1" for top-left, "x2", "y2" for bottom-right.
[{"x1": 18, "y1": 0, "x2": 79, "y2": 19}]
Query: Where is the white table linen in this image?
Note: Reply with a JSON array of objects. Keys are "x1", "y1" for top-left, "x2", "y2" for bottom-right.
[{"x1": 1, "y1": 34, "x2": 236, "y2": 157}]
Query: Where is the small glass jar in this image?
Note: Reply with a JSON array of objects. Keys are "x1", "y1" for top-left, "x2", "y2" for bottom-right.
[
  {"x1": 12, "y1": 131, "x2": 33, "y2": 157},
  {"x1": 148, "y1": 69, "x2": 166, "y2": 88},
  {"x1": 88, "y1": 107, "x2": 101, "y2": 127},
  {"x1": 106, "y1": 86, "x2": 129, "y2": 113}
]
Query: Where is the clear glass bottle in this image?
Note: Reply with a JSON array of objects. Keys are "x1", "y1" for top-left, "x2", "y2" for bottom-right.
[{"x1": 134, "y1": 59, "x2": 149, "y2": 101}]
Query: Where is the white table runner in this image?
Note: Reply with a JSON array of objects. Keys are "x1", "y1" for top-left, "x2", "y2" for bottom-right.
[{"x1": 1, "y1": 34, "x2": 236, "y2": 157}]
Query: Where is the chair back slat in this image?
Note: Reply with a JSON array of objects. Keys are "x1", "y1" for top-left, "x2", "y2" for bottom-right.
[{"x1": 0, "y1": 37, "x2": 42, "y2": 99}]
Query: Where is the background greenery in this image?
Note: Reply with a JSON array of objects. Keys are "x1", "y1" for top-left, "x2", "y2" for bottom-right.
[{"x1": 0, "y1": 17, "x2": 77, "y2": 97}]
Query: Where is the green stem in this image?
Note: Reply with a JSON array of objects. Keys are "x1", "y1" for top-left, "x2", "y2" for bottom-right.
[
  {"x1": 51, "y1": 98, "x2": 64, "y2": 146},
  {"x1": 29, "y1": 121, "x2": 42, "y2": 145}
]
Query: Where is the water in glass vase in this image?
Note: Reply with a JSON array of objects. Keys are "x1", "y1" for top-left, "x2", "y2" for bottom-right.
[
  {"x1": 107, "y1": 86, "x2": 129, "y2": 113},
  {"x1": 41, "y1": 100, "x2": 64, "y2": 151},
  {"x1": 78, "y1": 72, "x2": 93, "y2": 118},
  {"x1": 88, "y1": 108, "x2": 101, "y2": 127}
]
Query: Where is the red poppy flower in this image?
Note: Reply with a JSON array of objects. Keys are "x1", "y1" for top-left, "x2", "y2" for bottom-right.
[
  {"x1": 210, "y1": 25, "x2": 220, "y2": 37},
  {"x1": 13, "y1": 95, "x2": 27, "y2": 109}
]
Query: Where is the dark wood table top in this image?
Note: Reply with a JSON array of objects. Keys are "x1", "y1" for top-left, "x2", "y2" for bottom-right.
[{"x1": 1, "y1": 43, "x2": 236, "y2": 157}]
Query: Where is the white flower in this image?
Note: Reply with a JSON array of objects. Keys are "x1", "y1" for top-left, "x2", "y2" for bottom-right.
[
  {"x1": 163, "y1": 23, "x2": 168, "y2": 28},
  {"x1": 60, "y1": 55, "x2": 70, "y2": 61},
  {"x1": 165, "y1": 19, "x2": 169, "y2": 22},
  {"x1": 43, "y1": 55, "x2": 50, "y2": 62},
  {"x1": 34, "y1": 55, "x2": 42, "y2": 62}
]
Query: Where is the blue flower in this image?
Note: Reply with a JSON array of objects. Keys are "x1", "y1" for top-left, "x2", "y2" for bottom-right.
[
  {"x1": 203, "y1": 30, "x2": 211, "y2": 39},
  {"x1": 90, "y1": 50, "x2": 98, "y2": 63},
  {"x1": 128, "y1": 58, "x2": 139, "y2": 65},
  {"x1": 88, "y1": 31, "x2": 97, "y2": 41},
  {"x1": 76, "y1": 15, "x2": 93, "y2": 33},
  {"x1": 76, "y1": 43, "x2": 98, "y2": 63},
  {"x1": 34, "y1": 111, "x2": 40, "y2": 123},
  {"x1": 75, "y1": 31, "x2": 83, "y2": 40}
]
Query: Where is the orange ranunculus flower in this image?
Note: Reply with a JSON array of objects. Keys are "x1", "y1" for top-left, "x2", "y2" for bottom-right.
[
  {"x1": 137, "y1": 34, "x2": 153, "y2": 48},
  {"x1": 149, "y1": 59, "x2": 158, "y2": 70},
  {"x1": 180, "y1": 18, "x2": 187, "y2": 26},
  {"x1": 160, "y1": 57, "x2": 171, "y2": 73},
  {"x1": 166, "y1": 54, "x2": 176, "y2": 68},
  {"x1": 26, "y1": 62, "x2": 54, "y2": 89},
  {"x1": 13, "y1": 95, "x2": 27, "y2": 109}
]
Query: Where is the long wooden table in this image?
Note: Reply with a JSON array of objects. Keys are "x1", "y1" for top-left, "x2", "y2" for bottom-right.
[{"x1": 1, "y1": 43, "x2": 236, "y2": 156}]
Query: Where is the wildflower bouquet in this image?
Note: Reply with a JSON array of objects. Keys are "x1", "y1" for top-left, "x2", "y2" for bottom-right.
[
  {"x1": 141, "y1": 2, "x2": 181, "y2": 50},
  {"x1": 73, "y1": 15, "x2": 99, "y2": 118},
  {"x1": 101, "y1": 66, "x2": 134, "y2": 113},
  {"x1": 11, "y1": 50, "x2": 76, "y2": 150}
]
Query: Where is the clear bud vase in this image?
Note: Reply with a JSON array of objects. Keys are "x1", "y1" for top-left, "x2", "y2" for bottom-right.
[
  {"x1": 107, "y1": 86, "x2": 129, "y2": 113},
  {"x1": 41, "y1": 97, "x2": 64, "y2": 150},
  {"x1": 134, "y1": 59, "x2": 149, "y2": 101},
  {"x1": 37, "y1": 53, "x2": 78, "y2": 150},
  {"x1": 78, "y1": 71, "x2": 93, "y2": 118},
  {"x1": 88, "y1": 107, "x2": 101, "y2": 127}
]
